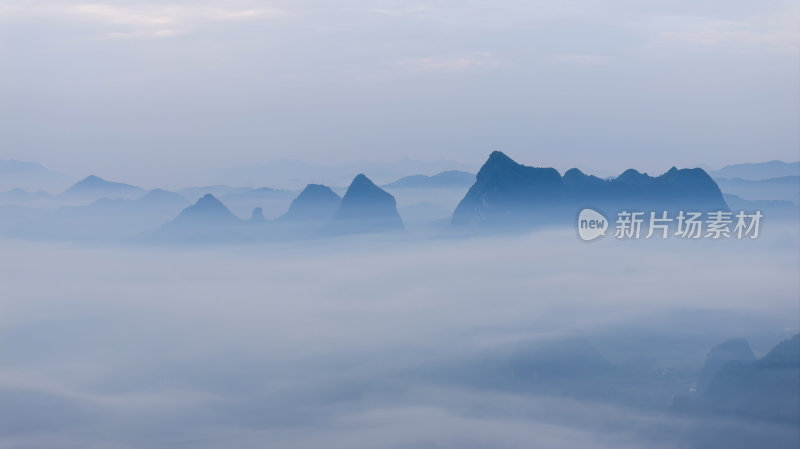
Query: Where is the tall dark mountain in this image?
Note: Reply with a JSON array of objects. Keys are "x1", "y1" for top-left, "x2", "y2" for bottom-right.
[
  {"x1": 452, "y1": 151, "x2": 728, "y2": 228},
  {"x1": 278, "y1": 184, "x2": 341, "y2": 222},
  {"x1": 383, "y1": 170, "x2": 476, "y2": 189},
  {"x1": 60, "y1": 175, "x2": 144, "y2": 201},
  {"x1": 452, "y1": 151, "x2": 565, "y2": 227},
  {"x1": 328, "y1": 174, "x2": 404, "y2": 234}
]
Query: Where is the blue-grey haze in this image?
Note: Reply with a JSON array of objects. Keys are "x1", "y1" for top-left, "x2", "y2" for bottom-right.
[{"x1": 1, "y1": 0, "x2": 798, "y2": 187}]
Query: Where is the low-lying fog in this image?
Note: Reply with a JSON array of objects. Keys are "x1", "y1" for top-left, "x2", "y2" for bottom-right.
[{"x1": 1, "y1": 225, "x2": 798, "y2": 448}]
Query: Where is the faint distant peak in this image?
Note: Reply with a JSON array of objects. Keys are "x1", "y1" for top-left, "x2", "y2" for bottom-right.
[
  {"x1": 168, "y1": 193, "x2": 240, "y2": 225},
  {"x1": 711, "y1": 160, "x2": 800, "y2": 181},
  {"x1": 383, "y1": 170, "x2": 475, "y2": 189},
  {"x1": 61, "y1": 174, "x2": 143, "y2": 198},
  {"x1": 249, "y1": 207, "x2": 266, "y2": 223}
]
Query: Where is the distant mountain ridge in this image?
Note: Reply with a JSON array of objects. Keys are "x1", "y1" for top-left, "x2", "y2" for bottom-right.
[
  {"x1": 60, "y1": 175, "x2": 144, "y2": 202},
  {"x1": 0, "y1": 159, "x2": 74, "y2": 192},
  {"x1": 202, "y1": 157, "x2": 475, "y2": 190},
  {"x1": 452, "y1": 151, "x2": 728, "y2": 228},
  {"x1": 714, "y1": 176, "x2": 800, "y2": 204},
  {"x1": 383, "y1": 170, "x2": 476, "y2": 189},
  {"x1": 88, "y1": 189, "x2": 188, "y2": 211},
  {"x1": 710, "y1": 160, "x2": 800, "y2": 181}
]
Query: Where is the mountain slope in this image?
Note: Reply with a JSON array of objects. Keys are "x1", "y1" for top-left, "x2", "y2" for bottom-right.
[
  {"x1": 165, "y1": 193, "x2": 240, "y2": 227},
  {"x1": 60, "y1": 175, "x2": 144, "y2": 202},
  {"x1": 328, "y1": 174, "x2": 404, "y2": 234},
  {"x1": 278, "y1": 184, "x2": 341, "y2": 222}
]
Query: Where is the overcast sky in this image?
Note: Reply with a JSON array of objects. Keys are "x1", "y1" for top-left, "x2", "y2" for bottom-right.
[{"x1": 1, "y1": 0, "x2": 798, "y2": 184}]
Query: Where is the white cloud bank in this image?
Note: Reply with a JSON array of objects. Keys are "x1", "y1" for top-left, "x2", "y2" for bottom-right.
[{"x1": 0, "y1": 227, "x2": 797, "y2": 447}]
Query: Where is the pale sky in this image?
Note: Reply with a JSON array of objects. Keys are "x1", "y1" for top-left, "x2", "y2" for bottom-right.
[{"x1": 1, "y1": 0, "x2": 798, "y2": 185}]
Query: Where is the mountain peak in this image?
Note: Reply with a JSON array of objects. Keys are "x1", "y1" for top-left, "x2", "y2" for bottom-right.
[
  {"x1": 343, "y1": 174, "x2": 385, "y2": 197},
  {"x1": 249, "y1": 207, "x2": 266, "y2": 223},
  {"x1": 168, "y1": 193, "x2": 240, "y2": 226},
  {"x1": 564, "y1": 168, "x2": 585, "y2": 177},
  {"x1": 384, "y1": 170, "x2": 476, "y2": 189},
  {"x1": 618, "y1": 168, "x2": 643, "y2": 177},
  {"x1": 351, "y1": 173, "x2": 374, "y2": 188},
  {"x1": 279, "y1": 184, "x2": 341, "y2": 222},
  {"x1": 137, "y1": 188, "x2": 187, "y2": 206},
  {"x1": 478, "y1": 151, "x2": 520, "y2": 176},
  {"x1": 329, "y1": 175, "x2": 404, "y2": 233},
  {"x1": 61, "y1": 174, "x2": 143, "y2": 199},
  {"x1": 192, "y1": 193, "x2": 227, "y2": 210},
  {"x1": 487, "y1": 150, "x2": 513, "y2": 164}
]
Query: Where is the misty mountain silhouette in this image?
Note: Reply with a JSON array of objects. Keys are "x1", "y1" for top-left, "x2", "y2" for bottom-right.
[
  {"x1": 278, "y1": 184, "x2": 341, "y2": 222},
  {"x1": 220, "y1": 187, "x2": 293, "y2": 203},
  {"x1": 0, "y1": 188, "x2": 53, "y2": 206},
  {"x1": 0, "y1": 159, "x2": 74, "y2": 192},
  {"x1": 715, "y1": 175, "x2": 800, "y2": 204},
  {"x1": 4, "y1": 188, "x2": 189, "y2": 242},
  {"x1": 177, "y1": 185, "x2": 254, "y2": 200},
  {"x1": 675, "y1": 334, "x2": 799, "y2": 425},
  {"x1": 452, "y1": 151, "x2": 729, "y2": 228},
  {"x1": 138, "y1": 188, "x2": 186, "y2": 204},
  {"x1": 166, "y1": 193, "x2": 241, "y2": 226},
  {"x1": 146, "y1": 194, "x2": 248, "y2": 244},
  {"x1": 88, "y1": 188, "x2": 187, "y2": 213},
  {"x1": 710, "y1": 160, "x2": 800, "y2": 181},
  {"x1": 697, "y1": 338, "x2": 756, "y2": 392},
  {"x1": 384, "y1": 170, "x2": 476, "y2": 189},
  {"x1": 328, "y1": 174, "x2": 404, "y2": 234},
  {"x1": 60, "y1": 175, "x2": 144, "y2": 201},
  {"x1": 249, "y1": 207, "x2": 266, "y2": 223}
]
